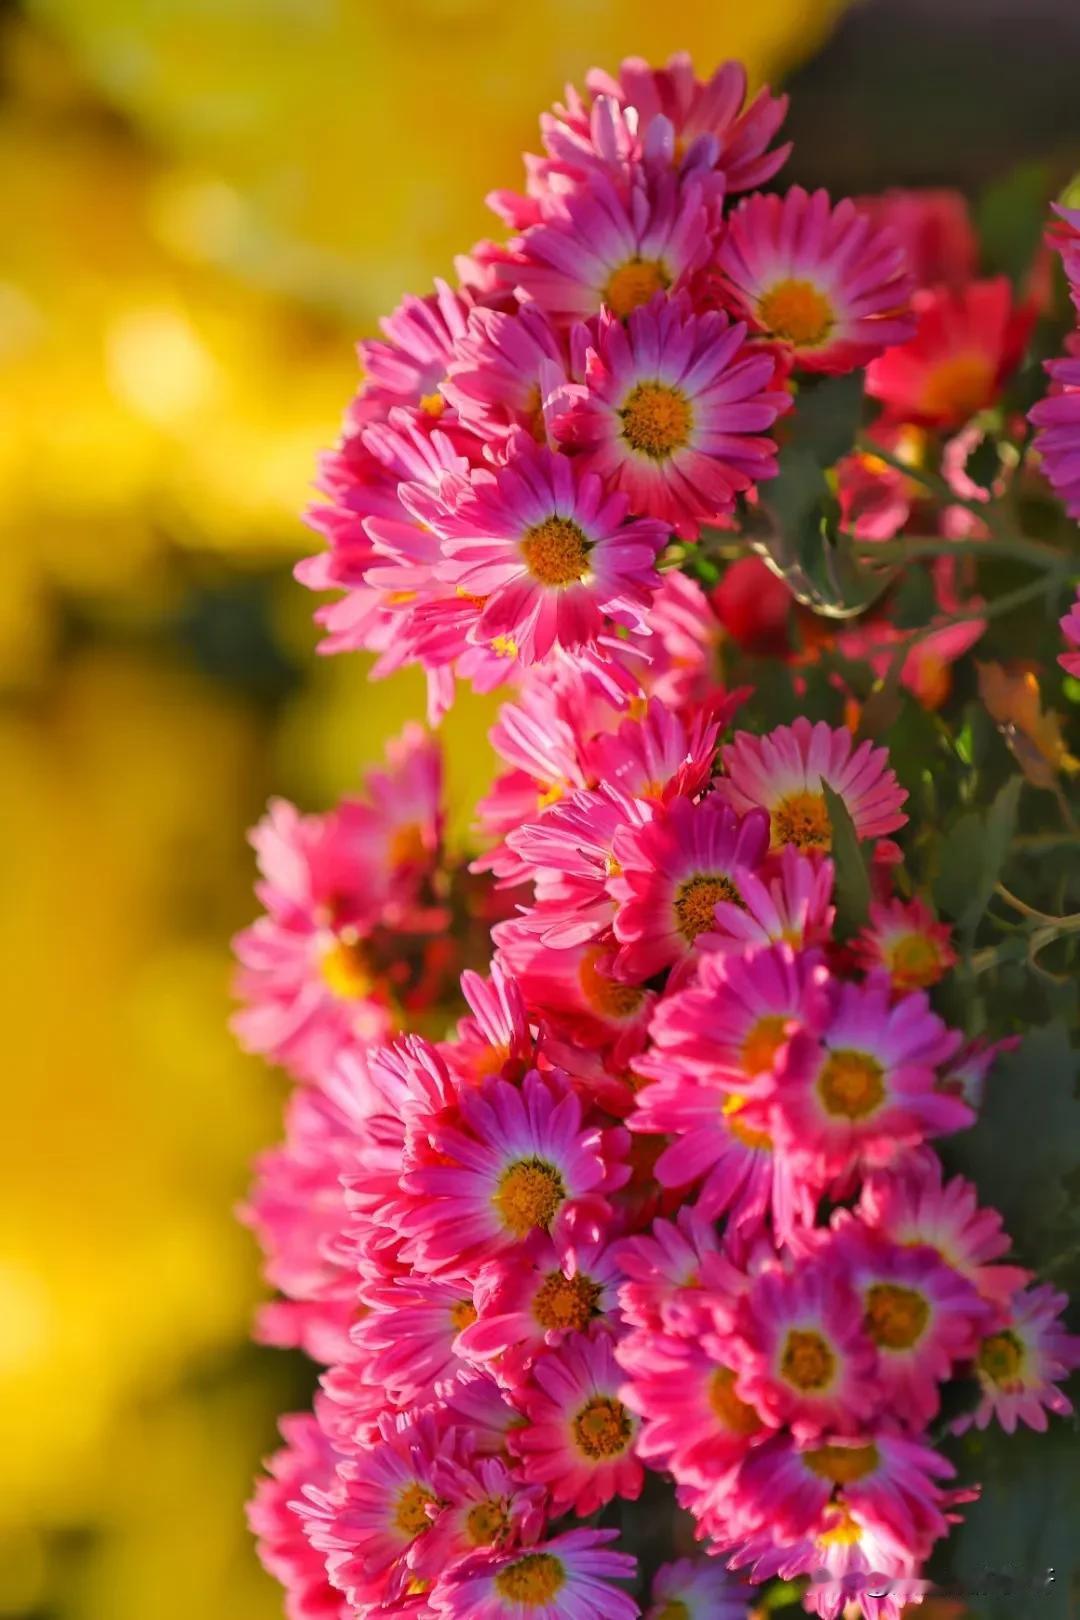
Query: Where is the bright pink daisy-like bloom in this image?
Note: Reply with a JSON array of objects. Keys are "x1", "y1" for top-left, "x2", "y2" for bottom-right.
[
  {"x1": 442, "y1": 302, "x2": 575, "y2": 445},
  {"x1": 428, "y1": 1527, "x2": 638, "y2": 1620},
  {"x1": 1030, "y1": 349, "x2": 1080, "y2": 522},
  {"x1": 358, "y1": 279, "x2": 472, "y2": 416},
  {"x1": 717, "y1": 718, "x2": 908, "y2": 854},
  {"x1": 702, "y1": 846, "x2": 836, "y2": 956},
  {"x1": 857, "y1": 1154, "x2": 1030, "y2": 1307},
  {"x1": 411, "y1": 1453, "x2": 546, "y2": 1581},
  {"x1": 615, "y1": 1207, "x2": 738, "y2": 1333},
  {"x1": 506, "y1": 169, "x2": 712, "y2": 322},
  {"x1": 425, "y1": 440, "x2": 668, "y2": 664},
  {"x1": 350, "y1": 1276, "x2": 482, "y2": 1408},
  {"x1": 511, "y1": 1331, "x2": 644, "y2": 1513},
  {"x1": 831, "y1": 1227, "x2": 992, "y2": 1427},
  {"x1": 714, "y1": 187, "x2": 915, "y2": 373},
  {"x1": 617, "y1": 1326, "x2": 766, "y2": 1485},
  {"x1": 1059, "y1": 589, "x2": 1080, "y2": 673},
  {"x1": 962, "y1": 1282, "x2": 1080, "y2": 1435},
  {"x1": 611, "y1": 794, "x2": 770, "y2": 979},
  {"x1": 558, "y1": 295, "x2": 786, "y2": 540},
  {"x1": 585, "y1": 695, "x2": 723, "y2": 805},
  {"x1": 646, "y1": 1556, "x2": 751, "y2": 1620},
  {"x1": 767, "y1": 977, "x2": 968, "y2": 1182},
  {"x1": 247, "y1": 1415, "x2": 348, "y2": 1620},
  {"x1": 851, "y1": 896, "x2": 957, "y2": 992},
  {"x1": 867, "y1": 277, "x2": 1032, "y2": 429},
  {"x1": 729, "y1": 1259, "x2": 880, "y2": 1438},
  {"x1": 400, "y1": 1070, "x2": 626, "y2": 1278}
]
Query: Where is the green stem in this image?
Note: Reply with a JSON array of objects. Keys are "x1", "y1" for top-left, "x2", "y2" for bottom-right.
[{"x1": 853, "y1": 533, "x2": 1069, "y2": 570}]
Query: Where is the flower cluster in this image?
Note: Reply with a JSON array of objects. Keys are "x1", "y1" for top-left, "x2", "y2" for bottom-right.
[{"x1": 237, "y1": 52, "x2": 1080, "y2": 1620}]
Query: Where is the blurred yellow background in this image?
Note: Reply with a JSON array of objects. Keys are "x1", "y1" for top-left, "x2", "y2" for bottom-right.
[{"x1": 0, "y1": 4, "x2": 849, "y2": 1615}]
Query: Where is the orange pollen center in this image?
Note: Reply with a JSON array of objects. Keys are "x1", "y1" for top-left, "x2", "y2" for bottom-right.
[
  {"x1": 758, "y1": 277, "x2": 835, "y2": 348},
  {"x1": 465, "y1": 1497, "x2": 511, "y2": 1546},
  {"x1": 495, "y1": 1552, "x2": 566, "y2": 1605},
  {"x1": 620, "y1": 380, "x2": 694, "y2": 459},
  {"x1": 675, "y1": 872, "x2": 743, "y2": 942},
  {"x1": 864, "y1": 1283, "x2": 930, "y2": 1350},
  {"x1": 978, "y1": 1329, "x2": 1025, "y2": 1387},
  {"x1": 520, "y1": 515, "x2": 591, "y2": 586},
  {"x1": 772, "y1": 789, "x2": 832, "y2": 851},
  {"x1": 393, "y1": 1481, "x2": 437, "y2": 1538},
  {"x1": 722, "y1": 1093, "x2": 773, "y2": 1151},
  {"x1": 490, "y1": 634, "x2": 519, "y2": 658},
  {"x1": 819, "y1": 1506, "x2": 865, "y2": 1546},
  {"x1": 805, "y1": 1442, "x2": 880, "y2": 1485},
  {"x1": 450, "y1": 1299, "x2": 478, "y2": 1332},
  {"x1": 571, "y1": 1395, "x2": 633, "y2": 1459},
  {"x1": 603, "y1": 255, "x2": 671, "y2": 318},
  {"x1": 741, "y1": 1013, "x2": 789, "y2": 1076},
  {"x1": 781, "y1": 1328, "x2": 836, "y2": 1391},
  {"x1": 920, "y1": 352, "x2": 994, "y2": 422},
  {"x1": 532, "y1": 1269, "x2": 602, "y2": 1332},
  {"x1": 320, "y1": 932, "x2": 373, "y2": 1000},
  {"x1": 887, "y1": 931, "x2": 944, "y2": 989},
  {"x1": 492, "y1": 1157, "x2": 566, "y2": 1237},
  {"x1": 419, "y1": 390, "x2": 445, "y2": 416},
  {"x1": 657, "y1": 1604, "x2": 692, "y2": 1620},
  {"x1": 709, "y1": 1366, "x2": 763, "y2": 1435},
  {"x1": 817, "y1": 1048, "x2": 886, "y2": 1119},
  {"x1": 578, "y1": 947, "x2": 645, "y2": 1019},
  {"x1": 389, "y1": 820, "x2": 427, "y2": 868}
]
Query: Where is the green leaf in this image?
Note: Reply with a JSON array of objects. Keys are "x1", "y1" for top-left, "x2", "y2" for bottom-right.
[
  {"x1": 784, "y1": 371, "x2": 866, "y2": 465},
  {"x1": 822, "y1": 782, "x2": 871, "y2": 937},
  {"x1": 977, "y1": 161, "x2": 1052, "y2": 288},
  {"x1": 934, "y1": 776, "x2": 1022, "y2": 935},
  {"x1": 944, "y1": 1021, "x2": 1080, "y2": 1278}
]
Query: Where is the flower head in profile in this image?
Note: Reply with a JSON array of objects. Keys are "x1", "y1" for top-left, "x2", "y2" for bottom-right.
[
  {"x1": 611, "y1": 793, "x2": 771, "y2": 979},
  {"x1": 715, "y1": 187, "x2": 915, "y2": 373},
  {"x1": 717, "y1": 718, "x2": 907, "y2": 854},
  {"x1": 511, "y1": 1331, "x2": 643, "y2": 1513},
  {"x1": 247, "y1": 1415, "x2": 349, "y2": 1620},
  {"x1": 557, "y1": 294, "x2": 786, "y2": 539},
  {"x1": 425, "y1": 439, "x2": 667, "y2": 664},
  {"x1": 429, "y1": 1526, "x2": 638, "y2": 1620}
]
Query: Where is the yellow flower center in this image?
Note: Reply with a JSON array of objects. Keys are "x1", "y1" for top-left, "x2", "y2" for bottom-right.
[
  {"x1": 864, "y1": 1283, "x2": 930, "y2": 1350},
  {"x1": 722, "y1": 1093, "x2": 773, "y2": 1151},
  {"x1": 709, "y1": 1366, "x2": 763, "y2": 1435},
  {"x1": 757, "y1": 277, "x2": 835, "y2": 348},
  {"x1": 393, "y1": 1481, "x2": 437, "y2": 1538},
  {"x1": 389, "y1": 820, "x2": 427, "y2": 868},
  {"x1": 804, "y1": 1442, "x2": 880, "y2": 1485},
  {"x1": 674, "y1": 872, "x2": 743, "y2": 942},
  {"x1": 532, "y1": 1270, "x2": 602, "y2": 1332},
  {"x1": 780, "y1": 1328, "x2": 836, "y2": 1391},
  {"x1": 977, "y1": 1328, "x2": 1025, "y2": 1387},
  {"x1": 817, "y1": 1049, "x2": 885, "y2": 1119},
  {"x1": 619, "y1": 381, "x2": 694, "y2": 459},
  {"x1": 657, "y1": 1604, "x2": 692, "y2": 1620},
  {"x1": 450, "y1": 1299, "x2": 478, "y2": 1332},
  {"x1": 320, "y1": 932, "x2": 373, "y2": 1000},
  {"x1": 465, "y1": 1497, "x2": 511, "y2": 1546},
  {"x1": 818, "y1": 1505, "x2": 865, "y2": 1546},
  {"x1": 603, "y1": 256, "x2": 671, "y2": 318},
  {"x1": 772, "y1": 789, "x2": 832, "y2": 851},
  {"x1": 920, "y1": 352, "x2": 994, "y2": 422},
  {"x1": 578, "y1": 947, "x2": 645, "y2": 1019},
  {"x1": 491, "y1": 634, "x2": 519, "y2": 659},
  {"x1": 571, "y1": 1395, "x2": 633, "y2": 1459},
  {"x1": 419, "y1": 390, "x2": 445, "y2": 416},
  {"x1": 492, "y1": 1157, "x2": 566, "y2": 1238},
  {"x1": 520, "y1": 516, "x2": 592, "y2": 587},
  {"x1": 494, "y1": 1552, "x2": 567, "y2": 1605},
  {"x1": 741, "y1": 1012, "x2": 789, "y2": 1077},
  {"x1": 886, "y1": 931, "x2": 944, "y2": 990}
]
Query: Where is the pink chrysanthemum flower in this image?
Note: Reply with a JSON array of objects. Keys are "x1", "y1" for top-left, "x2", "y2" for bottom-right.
[
  {"x1": 714, "y1": 187, "x2": 915, "y2": 373},
  {"x1": 410, "y1": 1454, "x2": 546, "y2": 1581},
  {"x1": 646, "y1": 1556, "x2": 752, "y2": 1620},
  {"x1": 851, "y1": 896, "x2": 957, "y2": 992},
  {"x1": 729, "y1": 1505, "x2": 929, "y2": 1620},
  {"x1": 350, "y1": 1276, "x2": 482, "y2": 1408},
  {"x1": 506, "y1": 170, "x2": 712, "y2": 322},
  {"x1": 459, "y1": 1231, "x2": 622, "y2": 1380},
  {"x1": 447, "y1": 963, "x2": 538, "y2": 1087},
  {"x1": 1030, "y1": 351, "x2": 1080, "y2": 523},
  {"x1": 585, "y1": 696, "x2": 723, "y2": 804},
  {"x1": 557, "y1": 295, "x2": 786, "y2": 540},
  {"x1": 511, "y1": 1332, "x2": 643, "y2": 1513},
  {"x1": 717, "y1": 718, "x2": 908, "y2": 854},
  {"x1": 963, "y1": 1282, "x2": 1080, "y2": 1434},
  {"x1": 425, "y1": 440, "x2": 668, "y2": 664},
  {"x1": 442, "y1": 302, "x2": 575, "y2": 445},
  {"x1": 247, "y1": 1415, "x2": 349, "y2": 1620},
  {"x1": 767, "y1": 978, "x2": 968, "y2": 1181},
  {"x1": 702, "y1": 846, "x2": 836, "y2": 956},
  {"x1": 857, "y1": 1154, "x2": 1030, "y2": 1306},
  {"x1": 729, "y1": 1259, "x2": 880, "y2": 1438},
  {"x1": 611, "y1": 794, "x2": 771, "y2": 979},
  {"x1": 615, "y1": 1207, "x2": 738, "y2": 1333},
  {"x1": 358, "y1": 279, "x2": 473, "y2": 417},
  {"x1": 1059, "y1": 589, "x2": 1080, "y2": 674},
  {"x1": 617, "y1": 1327, "x2": 766, "y2": 1484},
  {"x1": 400, "y1": 1070, "x2": 626, "y2": 1278},
  {"x1": 833, "y1": 1227, "x2": 992, "y2": 1427},
  {"x1": 428, "y1": 1527, "x2": 638, "y2": 1620},
  {"x1": 497, "y1": 936, "x2": 655, "y2": 1079}
]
